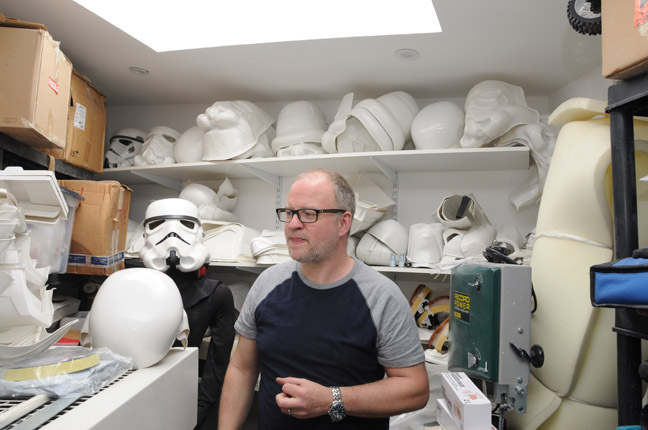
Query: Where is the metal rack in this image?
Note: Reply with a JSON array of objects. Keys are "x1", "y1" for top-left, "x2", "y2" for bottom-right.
[
  {"x1": 0, "y1": 372, "x2": 132, "y2": 429},
  {"x1": 0, "y1": 133, "x2": 95, "y2": 180},
  {"x1": 606, "y1": 72, "x2": 648, "y2": 426}
]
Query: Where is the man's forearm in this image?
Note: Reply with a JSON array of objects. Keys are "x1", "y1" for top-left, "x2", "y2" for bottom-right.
[
  {"x1": 342, "y1": 363, "x2": 429, "y2": 418},
  {"x1": 218, "y1": 364, "x2": 258, "y2": 429},
  {"x1": 275, "y1": 363, "x2": 429, "y2": 420}
]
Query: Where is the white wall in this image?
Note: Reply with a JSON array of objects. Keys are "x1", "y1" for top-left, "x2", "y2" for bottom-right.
[{"x1": 547, "y1": 64, "x2": 610, "y2": 110}]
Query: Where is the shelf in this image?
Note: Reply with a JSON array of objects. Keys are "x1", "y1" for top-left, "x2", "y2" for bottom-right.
[
  {"x1": 0, "y1": 133, "x2": 95, "y2": 180},
  {"x1": 98, "y1": 147, "x2": 530, "y2": 185},
  {"x1": 206, "y1": 261, "x2": 450, "y2": 278}
]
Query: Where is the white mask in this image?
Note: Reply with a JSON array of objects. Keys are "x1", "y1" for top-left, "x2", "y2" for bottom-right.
[
  {"x1": 197, "y1": 101, "x2": 275, "y2": 161},
  {"x1": 134, "y1": 126, "x2": 180, "y2": 166},
  {"x1": 461, "y1": 80, "x2": 539, "y2": 148},
  {"x1": 104, "y1": 128, "x2": 146, "y2": 168},
  {"x1": 139, "y1": 198, "x2": 210, "y2": 272}
]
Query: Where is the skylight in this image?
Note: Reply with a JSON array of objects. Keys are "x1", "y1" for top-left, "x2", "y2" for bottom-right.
[{"x1": 73, "y1": 0, "x2": 441, "y2": 52}]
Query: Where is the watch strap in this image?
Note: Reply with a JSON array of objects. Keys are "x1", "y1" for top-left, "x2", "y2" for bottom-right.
[{"x1": 331, "y1": 386, "x2": 342, "y2": 403}]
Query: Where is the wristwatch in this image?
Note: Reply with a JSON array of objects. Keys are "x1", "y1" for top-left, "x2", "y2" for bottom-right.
[{"x1": 328, "y1": 386, "x2": 346, "y2": 422}]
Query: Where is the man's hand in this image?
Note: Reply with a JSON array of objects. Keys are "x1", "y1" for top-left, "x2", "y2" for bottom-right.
[{"x1": 275, "y1": 376, "x2": 332, "y2": 419}]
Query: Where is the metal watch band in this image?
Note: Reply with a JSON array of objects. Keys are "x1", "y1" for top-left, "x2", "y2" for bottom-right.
[{"x1": 331, "y1": 386, "x2": 342, "y2": 402}]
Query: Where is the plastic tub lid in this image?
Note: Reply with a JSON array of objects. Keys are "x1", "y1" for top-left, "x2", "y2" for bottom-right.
[
  {"x1": 59, "y1": 186, "x2": 85, "y2": 209},
  {"x1": 0, "y1": 167, "x2": 68, "y2": 220}
]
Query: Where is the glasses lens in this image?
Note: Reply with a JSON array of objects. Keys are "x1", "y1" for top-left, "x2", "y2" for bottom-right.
[
  {"x1": 277, "y1": 209, "x2": 291, "y2": 222},
  {"x1": 300, "y1": 210, "x2": 317, "y2": 223}
]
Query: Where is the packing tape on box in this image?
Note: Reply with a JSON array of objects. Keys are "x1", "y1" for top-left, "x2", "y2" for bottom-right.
[{"x1": 68, "y1": 251, "x2": 124, "y2": 268}]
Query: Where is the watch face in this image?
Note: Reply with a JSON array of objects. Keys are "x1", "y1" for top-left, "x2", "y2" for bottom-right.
[{"x1": 329, "y1": 402, "x2": 346, "y2": 422}]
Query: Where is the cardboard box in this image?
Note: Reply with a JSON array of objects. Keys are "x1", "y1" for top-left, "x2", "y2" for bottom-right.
[
  {"x1": 0, "y1": 15, "x2": 72, "y2": 148},
  {"x1": 441, "y1": 372, "x2": 491, "y2": 430},
  {"x1": 602, "y1": 0, "x2": 648, "y2": 79},
  {"x1": 57, "y1": 180, "x2": 132, "y2": 276},
  {"x1": 41, "y1": 70, "x2": 107, "y2": 173}
]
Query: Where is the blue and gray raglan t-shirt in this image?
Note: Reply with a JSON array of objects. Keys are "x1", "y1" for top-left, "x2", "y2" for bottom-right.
[{"x1": 235, "y1": 258, "x2": 424, "y2": 429}]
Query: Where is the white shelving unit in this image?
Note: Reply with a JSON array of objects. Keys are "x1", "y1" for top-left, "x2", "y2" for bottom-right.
[
  {"x1": 103, "y1": 146, "x2": 530, "y2": 280},
  {"x1": 100, "y1": 147, "x2": 530, "y2": 188}
]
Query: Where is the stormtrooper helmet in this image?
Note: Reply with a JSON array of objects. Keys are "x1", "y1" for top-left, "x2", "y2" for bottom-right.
[
  {"x1": 82, "y1": 268, "x2": 188, "y2": 369},
  {"x1": 139, "y1": 198, "x2": 210, "y2": 272},
  {"x1": 104, "y1": 128, "x2": 146, "y2": 168},
  {"x1": 133, "y1": 126, "x2": 181, "y2": 166}
]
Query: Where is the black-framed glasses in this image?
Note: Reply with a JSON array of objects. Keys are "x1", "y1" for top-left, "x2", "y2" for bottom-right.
[{"x1": 276, "y1": 208, "x2": 346, "y2": 223}]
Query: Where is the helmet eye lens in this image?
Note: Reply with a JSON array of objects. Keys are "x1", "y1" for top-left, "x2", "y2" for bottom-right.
[
  {"x1": 181, "y1": 220, "x2": 195, "y2": 229},
  {"x1": 148, "y1": 220, "x2": 165, "y2": 230}
]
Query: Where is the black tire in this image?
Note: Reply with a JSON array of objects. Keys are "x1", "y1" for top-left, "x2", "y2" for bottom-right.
[{"x1": 567, "y1": 0, "x2": 602, "y2": 35}]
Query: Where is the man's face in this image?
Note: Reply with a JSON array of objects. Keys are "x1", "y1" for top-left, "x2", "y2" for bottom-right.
[{"x1": 284, "y1": 175, "x2": 341, "y2": 264}]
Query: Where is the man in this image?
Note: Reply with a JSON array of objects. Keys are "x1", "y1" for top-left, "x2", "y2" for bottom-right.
[{"x1": 219, "y1": 169, "x2": 428, "y2": 429}]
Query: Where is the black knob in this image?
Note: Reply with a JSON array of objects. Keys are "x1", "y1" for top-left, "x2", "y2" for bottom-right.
[{"x1": 529, "y1": 344, "x2": 544, "y2": 368}]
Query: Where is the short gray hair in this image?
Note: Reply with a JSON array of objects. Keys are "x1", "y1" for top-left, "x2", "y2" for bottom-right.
[{"x1": 295, "y1": 169, "x2": 355, "y2": 217}]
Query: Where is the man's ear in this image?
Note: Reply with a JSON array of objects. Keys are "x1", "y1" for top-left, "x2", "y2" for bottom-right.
[{"x1": 339, "y1": 211, "x2": 353, "y2": 237}]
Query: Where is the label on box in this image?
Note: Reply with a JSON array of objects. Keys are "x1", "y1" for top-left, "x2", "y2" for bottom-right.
[
  {"x1": 73, "y1": 102, "x2": 87, "y2": 130},
  {"x1": 48, "y1": 77, "x2": 60, "y2": 94},
  {"x1": 635, "y1": 0, "x2": 648, "y2": 27},
  {"x1": 453, "y1": 291, "x2": 471, "y2": 323},
  {"x1": 68, "y1": 251, "x2": 124, "y2": 268},
  {"x1": 441, "y1": 372, "x2": 490, "y2": 430}
]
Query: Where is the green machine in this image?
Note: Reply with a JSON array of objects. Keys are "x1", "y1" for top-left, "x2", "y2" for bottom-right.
[{"x1": 449, "y1": 262, "x2": 543, "y2": 415}]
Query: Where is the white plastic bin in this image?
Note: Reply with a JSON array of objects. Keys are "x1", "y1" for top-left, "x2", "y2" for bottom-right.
[
  {"x1": 27, "y1": 186, "x2": 83, "y2": 273},
  {"x1": 0, "y1": 167, "x2": 80, "y2": 274}
]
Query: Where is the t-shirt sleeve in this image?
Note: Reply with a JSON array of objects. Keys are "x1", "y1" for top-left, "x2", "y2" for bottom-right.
[
  {"x1": 376, "y1": 287, "x2": 425, "y2": 368},
  {"x1": 354, "y1": 263, "x2": 424, "y2": 368}
]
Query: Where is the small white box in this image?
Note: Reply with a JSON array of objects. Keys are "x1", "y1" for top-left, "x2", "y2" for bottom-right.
[
  {"x1": 436, "y1": 398, "x2": 459, "y2": 430},
  {"x1": 441, "y1": 372, "x2": 491, "y2": 430}
]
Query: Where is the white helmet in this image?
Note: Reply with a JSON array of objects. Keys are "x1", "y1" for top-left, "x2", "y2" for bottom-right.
[
  {"x1": 133, "y1": 126, "x2": 181, "y2": 166},
  {"x1": 139, "y1": 198, "x2": 210, "y2": 272},
  {"x1": 366, "y1": 219, "x2": 409, "y2": 255},
  {"x1": 271, "y1": 101, "x2": 327, "y2": 153},
  {"x1": 335, "y1": 115, "x2": 386, "y2": 153},
  {"x1": 85, "y1": 268, "x2": 188, "y2": 369},
  {"x1": 197, "y1": 101, "x2": 275, "y2": 161},
  {"x1": 173, "y1": 126, "x2": 205, "y2": 163},
  {"x1": 407, "y1": 223, "x2": 444, "y2": 268},
  {"x1": 376, "y1": 91, "x2": 420, "y2": 148},
  {"x1": 460, "y1": 80, "x2": 539, "y2": 148},
  {"x1": 321, "y1": 92, "x2": 355, "y2": 153},
  {"x1": 104, "y1": 128, "x2": 146, "y2": 168},
  {"x1": 347, "y1": 99, "x2": 399, "y2": 151},
  {"x1": 411, "y1": 101, "x2": 464, "y2": 150},
  {"x1": 337, "y1": 91, "x2": 419, "y2": 153},
  {"x1": 355, "y1": 219, "x2": 408, "y2": 266},
  {"x1": 179, "y1": 183, "x2": 217, "y2": 209}
]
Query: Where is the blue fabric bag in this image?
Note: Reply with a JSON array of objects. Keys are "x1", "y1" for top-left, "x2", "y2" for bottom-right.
[{"x1": 590, "y1": 248, "x2": 648, "y2": 308}]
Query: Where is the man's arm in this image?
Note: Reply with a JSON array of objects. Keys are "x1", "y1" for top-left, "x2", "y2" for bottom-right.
[
  {"x1": 218, "y1": 335, "x2": 260, "y2": 430},
  {"x1": 275, "y1": 362, "x2": 429, "y2": 419}
]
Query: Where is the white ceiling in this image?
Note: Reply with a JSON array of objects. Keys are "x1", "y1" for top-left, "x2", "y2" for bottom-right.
[{"x1": 0, "y1": 0, "x2": 603, "y2": 107}]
